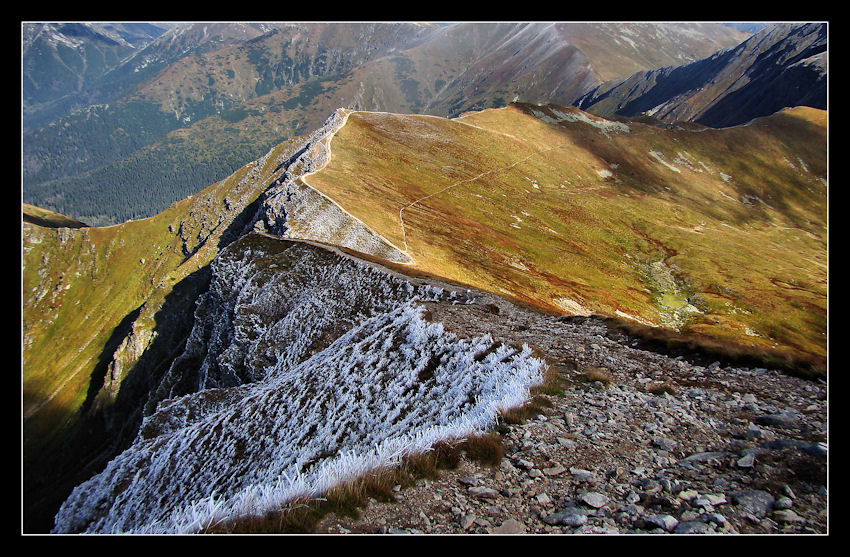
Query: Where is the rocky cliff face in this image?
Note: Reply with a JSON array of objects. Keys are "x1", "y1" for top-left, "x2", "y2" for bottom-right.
[{"x1": 53, "y1": 235, "x2": 547, "y2": 533}]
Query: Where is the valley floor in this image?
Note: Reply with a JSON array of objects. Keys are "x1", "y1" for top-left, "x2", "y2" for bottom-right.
[{"x1": 313, "y1": 291, "x2": 828, "y2": 535}]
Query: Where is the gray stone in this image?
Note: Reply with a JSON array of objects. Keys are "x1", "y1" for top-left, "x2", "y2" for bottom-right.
[
  {"x1": 704, "y1": 493, "x2": 727, "y2": 506},
  {"x1": 580, "y1": 492, "x2": 609, "y2": 508},
  {"x1": 774, "y1": 496, "x2": 793, "y2": 510},
  {"x1": 759, "y1": 439, "x2": 809, "y2": 451},
  {"x1": 803, "y1": 442, "x2": 828, "y2": 458},
  {"x1": 677, "y1": 489, "x2": 699, "y2": 501},
  {"x1": 746, "y1": 423, "x2": 769, "y2": 440},
  {"x1": 674, "y1": 521, "x2": 712, "y2": 534},
  {"x1": 543, "y1": 507, "x2": 588, "y2": 527},
  {"x1": 756, "y1": 411, "x2": 800, "y2": 429},
  {"x1": 570, "y1": 467, "x2": 595, "y2": 481},
  {"x1": 535, "y1": 492, "x2": 552, "y2": 505},
  {"x1": 644, "y1": 514, "x2": 679, "y2": 531},
  {"x1": 514, "y1": 459, "x2": 534, "y2": 470},
  {"x1": 733, "y1": 489, "x2": 775, "y2": 518},
  {"x1": 468, "y1": 486, "x2": 500, "y2": 499},
  {"x1": 773, "y1": 509, "x2": 805, "y2": 524},
  {"x1": 652, "y1": 437, "x2": 678, "y2": 451},
  {"x1": 679, "y1": 451, "x2": 728, "y2": 465},
  {"x1": 737, "y1": 453, "x2": 755, "y2": 468},
  {"x1": 489, "y1": 518, "x2": 526, "y2": 534},
  {"x1": 543, "y1": 464, "x2": 566, "y2": 476}
]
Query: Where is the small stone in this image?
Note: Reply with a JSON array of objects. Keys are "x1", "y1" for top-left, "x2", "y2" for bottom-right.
[
  {"x1": 733, "y1": 489, "x2": 775, "y2": 518},
  {"x1": 677, "y1": 489, "x2": 699, "y2": 501},
  {"x1": 737, "y1": 453, "x2": 755, "y2": 468},
  {"x1": 704, "y1": 493, "x2": 727, "y2": 506},
  {"x1": 774, "y1": 509, "x2": 805, "y2": 524},
  {"x1": 705, "y1": 513, "x2": 727, "y2": 526},
  {"x1": 489, "y1": 519, "x2": 526, "y2": 534},
  {"x1": 745, "y1": 423, "x2": 769, "y2": 440},
  {"x1": 458, "y1": 476, "x2": 479, "y2": 486},
  {"x1": 570, "y1": 467, "x2": 595, "y2": 481},
  {"x1": 515, "y1": 459, "x2": 534, "y2": 470},
  {"x1": 644, "y1": 514, "x2": 679, "y2": 532},
  {"x1": 535, "y1": 493, "x2": 552, "y2": 505},
  {"x1": 557, "y1": 437, "x2": 576, "y2": 448},
  {"x1": 469, "y1": 486, "x2": 500, "y2": 499},
  {"x1": 543, "y1": 507, "x2": 588, "y2": 527},
  {"x1": 543, "y1": 464, "x2": 566, "y2": 476},
  {"x1": 459, "y1": 515, "x2": 476, "y2": 530},
  {"x1": 755, "y1": 411, "x2": 799, "y2": 429},
  {"x1": 774, "y1": 496, "x2": 793, "y2": 510},
  {"x1": 674, "y1": 521, "x2": 712, "y2": 534},
  {"x1": 580, "y1": 492, "x2": 609, "y2": 508},
  {"x1": 679, "y1": 451, "x2": 727, "y2": 465}
]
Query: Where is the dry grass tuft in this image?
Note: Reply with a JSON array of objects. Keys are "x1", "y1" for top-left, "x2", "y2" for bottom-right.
[
  {"x1": 579, "y1": 366, "x2": 613, "y2": 386},
  {"x1": 462, "y1": 432, "x2": 504, "y2": 466},
  {"x1": 647, "y1": 382, "x2": 677, "y2": 396}
]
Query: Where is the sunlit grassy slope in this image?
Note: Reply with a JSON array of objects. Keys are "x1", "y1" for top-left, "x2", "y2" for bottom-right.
[{"x1": 305, "y1": 103, "x2": 827, "y2": 373}]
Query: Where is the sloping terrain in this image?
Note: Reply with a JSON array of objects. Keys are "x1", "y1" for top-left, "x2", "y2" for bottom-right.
[
  {"x1": 52, "y1": 235, "x2": 547, "y2": 534},
  {"x1": 22, "y1": 110, "x2": 405, "y2": 532},
  {"x1": 304, "y1": 103, "x2": 827, "y2": 372},
  {"x1": 23, "y1": 101, "x2": 827, "y2": 534},
  {"x1": 574, "y1": 23, "x2": 826, "y2": 128}
]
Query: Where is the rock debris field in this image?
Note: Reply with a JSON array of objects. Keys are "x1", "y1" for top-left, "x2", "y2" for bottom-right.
[{"x1": 316, "y1": 289, "x2": 828, "y2": 535}]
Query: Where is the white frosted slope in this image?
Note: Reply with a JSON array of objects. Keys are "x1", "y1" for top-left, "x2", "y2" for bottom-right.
[{"x1": 53, "y1": 237, "x2": 546, "y2": 534}]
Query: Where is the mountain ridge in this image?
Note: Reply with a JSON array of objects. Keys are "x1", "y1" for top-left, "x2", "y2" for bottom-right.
[
  {"x1": 574, "y1": 22, "x2": 826, "y2": 128},
  {"x1": 23, "y1": 22, "x2": 750, "y2": 226}
]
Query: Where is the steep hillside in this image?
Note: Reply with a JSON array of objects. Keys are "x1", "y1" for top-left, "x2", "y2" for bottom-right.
[
  {"x1": 22, "y1": 110, "x2": 405, "y2": 532},
  {"x1": 22, "y1": 203, "x2": 88, "y2": 229},
  {"x1": 575, "y1": 23, "x2": 826, "y2": 128},
  {"x1": 22, "y1": 135, "x2": 300, "y2": 532},
  {"x1": 305, "y1": 104, "x2": 827, "y2": 372},
  {"x1": 23, "y1": 22, "x2": 749, "y2": 226}
]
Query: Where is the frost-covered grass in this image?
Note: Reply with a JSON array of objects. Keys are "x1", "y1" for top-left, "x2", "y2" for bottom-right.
[{"x1": 53, "y1": 238, "x2": 547, "y2": 534}]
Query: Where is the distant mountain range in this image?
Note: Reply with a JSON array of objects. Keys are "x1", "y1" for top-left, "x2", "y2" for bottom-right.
[
  {"x1": 575, "y1": 22, "x2": 826, "y2": 128},
  {"x1": 22, "y1": 21, "x2": 752, "y2": 226}
]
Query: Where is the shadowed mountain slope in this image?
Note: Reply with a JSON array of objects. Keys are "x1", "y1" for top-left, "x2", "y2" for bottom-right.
[{"x1": 574, "y1": 22, "x2": 826, "y2": 128}]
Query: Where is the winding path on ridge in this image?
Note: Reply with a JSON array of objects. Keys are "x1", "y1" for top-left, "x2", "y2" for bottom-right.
[
  {"x1": 302, "y1": 108, "x2": 570, "y2": 261},
  {"x1": 397, "y1": 141, "x2": 570, "y2": 252}
]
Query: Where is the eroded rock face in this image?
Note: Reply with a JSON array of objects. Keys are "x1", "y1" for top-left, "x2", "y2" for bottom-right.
[{"x1": 53, "y1": 234, "x2": 546, "y2": 534}]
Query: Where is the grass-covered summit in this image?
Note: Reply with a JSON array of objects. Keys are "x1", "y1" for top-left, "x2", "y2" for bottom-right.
[{"x1": 305, "y1": 103, "x2": 827, "y2": 374}]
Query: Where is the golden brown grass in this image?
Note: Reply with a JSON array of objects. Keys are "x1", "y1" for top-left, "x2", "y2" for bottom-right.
[
  {"x1": 306, "y1": 104, "x2": 827, "y2": 376},
  {"x1": 578, "y1": 366, "x2": 614, "y2": 386}
]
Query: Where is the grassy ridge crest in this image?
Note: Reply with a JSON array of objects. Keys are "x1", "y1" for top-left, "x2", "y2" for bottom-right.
[{"x1": 306, "y1": 103, "x2": 827, "y2": 374}]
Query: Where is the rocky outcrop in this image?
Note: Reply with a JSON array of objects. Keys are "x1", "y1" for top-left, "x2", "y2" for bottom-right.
[
  {"x1": 312, "y1": 290, "x2": 828, "y2": 535},
  {"x1": 252, "y1": 109, "x2": 409, "y2": 263}
]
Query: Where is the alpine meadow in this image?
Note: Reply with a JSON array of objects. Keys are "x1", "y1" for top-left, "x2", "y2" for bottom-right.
[{"x1": 22, "y1": 21, "x2": 828, "y2": 535}]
